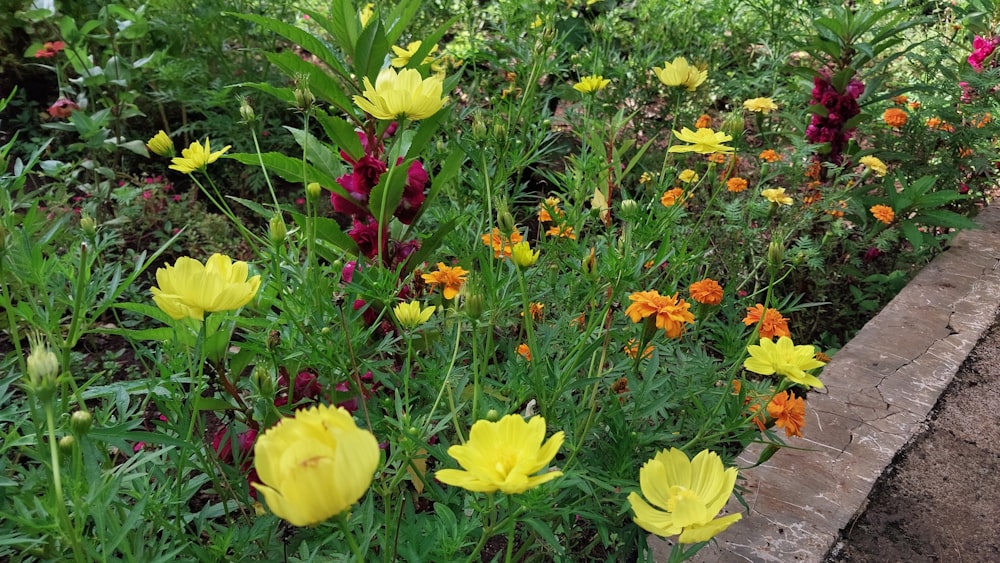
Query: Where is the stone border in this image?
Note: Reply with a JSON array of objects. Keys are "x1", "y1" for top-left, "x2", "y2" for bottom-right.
[{"x1": 672, "y1": 203, "x2": 1000, "y2": 562}]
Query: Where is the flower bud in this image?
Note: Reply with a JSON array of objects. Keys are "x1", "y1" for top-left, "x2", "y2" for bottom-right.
[
  {"x1": 619, "y1": 199, "x2": 640, "y2": 221},
  {"x1": 486, "y1": 409, "x2": 500, "y2": 422},
  {"x1": 59, "y1": 435, "x2": 75, "y2": 452},
  {"x1": 582, "y1": 247, "x2": 597, "y2": 277},
  {"x1": 80, "y1": 216, "x2": 97, "y2": 238},
  {"x1": 306, "y1": 182, "x2": 322, "y2": 200},
  {"x1": 293, "y1": 75, "x2": 315, "y2": 111},
  {"x1": 267, "y1": 330, "x2": 281, "y2": 352},
  {"x1": 239, "y1": 96, "x2": 256, "y2": 123},
  {"x1": 511, "y1": 241, "x2": 539, "y2": 269},
  {"x1": 471, "y1": 112, "x2": 488, "y2": 139},
  {"x1": 26, "y1": 335, "x2": 59, "y2": 403},
  {"x1": 252, "y1": 365, "x2": 276, "y2": 398},
  {"x1": 70, "y1": 410, "x2": 93, "y2": 436},
  {"x1": 722, "y1": 111, "x2": 745, "y2": 140},
  {"x1": 496, "y1": 200, "x2": 516, "y2": 236},
  {"x1": 464, "y1": 291, "x2": 485, "y2": 320},
  {"x1": 269, "y1": 213, "x2": 287, "y2": 245},
  {"x1": 768, "y1": 239, "x2": 785, "y2": 270}
]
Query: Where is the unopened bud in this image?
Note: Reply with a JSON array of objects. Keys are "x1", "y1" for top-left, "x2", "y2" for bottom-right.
[
  {"x1": 486, "y1": 409, "x2": 500, "y2": 422},
  {"x1": 722, "y1": 111, "x2": 745, "y2": 140},
  {"x1": 293, "y1": 83, "x2": 315, "y2": 111},
  {"x1": 267, "y1": 330, "x2": 281, "y2": 351},
  {"x1": 59, "y1": 435, "x2": 75, "y2": 452},
  {"x1": 70, "y1": 410, "x2": 93, "y2": 436},
  {"x1": 582, "y1": 247, "x2": 597, "y2": 277},
  {"x1": 306, "y1": 182, "x2": 322, "y2": 200},
  {"x1": 768, "y1": 239, "x2": 785, "y2": 269},
  {"x1": 496, "y1": 200, "x2": 516, "y2": 236},
  {"x1": 251, "y1": 365, "x2": 275, "y2": 398},
  {"x1": 619, "y1": 199, "x2": 640, "y2": 221},
  {"x1": 464, "y1": 292, "x2": 485, "y2": 320},
  {"x1": 471, "y1": 113, "x2": 487, "y2": 139},
  {"x1": 26, "y1": 334, "x2": 59, "y2": 403},
  {"x1": 80, "y1": 216, "x2": 97, "y2": 238},
  {"x1": 269, "y1": 214, "x2": 287, "y2": 245},
  {"x1": 511, "y1": 241, "x2": 539, "y2": 269},
  {"x1": 239, "y1": 96, "x2": 256, "y2": 123}
]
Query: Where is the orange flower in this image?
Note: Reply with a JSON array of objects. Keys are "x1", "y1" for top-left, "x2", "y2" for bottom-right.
[
  {"x1": 742, "y1": 304, "x2": 791, "y2": 339},
  {"x1": 572, "y1": 312, "x2": 586, "y2": 330},
  {"x1": 870, "y1": 204, "x2": 894, "y2": 224},
  {"x1": 726, "y1": 177, "x2": 748, "y2": 193},
  {"x1": 421, "y1": 263, "x2": 468, "y2": 299},
  {"x1": 825, "y1": 200, "x2": 848, "y2": 218},
  {"x1": 767, "y1": 391, "x2": 806, "y2": 438},
  {"x1": 538, "y1": 196, "x2": 564, "y2": 222},
  {"x1": 707, "y1": 153, "x2": 727, "y2": 165},
  {"x1": 695, "y1": 113, "x2": 713, "y2": 129},
  {"x1": 891, "y1": 94, "x2": 908, "y2": 105},
  {"x1": 660, "y1": 187, "x2": 685, "y2": 207},
  {"x1": 758, "y1": 149, "x2": 781, "y2": 163},
  {"x1": 545, "y1": 224, "x2": 576, "y2": 239},
  {"x1": 517, "y1": 343, "x2": 531, "y2": 360},
  {"x1": 481, "y1": 228, "x2": 524, "y2": 258},
  {"x1": 524, "y1": 302, "x2": 544, "y2": 320},
  {"x1": 625, "y1": 290, "x2": 696, "y2": 338},
  {"x1": 883, "y1": 107, "x2": 908, "y2": 128},
  {"x1": 804, "y1": 161, "x2": 822, "y2": 180},
  {"x1": 924, "y1": 117, "x2": 954, "y2": 132},
  {"x1": 689, "y1": 278, "x2": 724, "y2": 305},
  {"x1": 908, "y1": 100, "x2": 921, "y2": 110},
  {"x1": 959, "y1": 147, "x2": 973, "y2": 158},
  {"x1": 971, "y1": 113, "x2": 992, "y2": 128},
  {"x1": 624, "y1": 339, "x2": 654, "y2": 360}
]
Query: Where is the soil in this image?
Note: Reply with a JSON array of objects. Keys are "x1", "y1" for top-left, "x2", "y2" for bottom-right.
[{"x1": 826, "y1": 317, "x2": 1000, "y2": 562}]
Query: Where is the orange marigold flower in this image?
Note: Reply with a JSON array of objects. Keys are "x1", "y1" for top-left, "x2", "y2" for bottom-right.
[
  {"x1": 802, "y1": 189, "x2": 822, "y2": 206},
  {"x1": 625, "y1": 290, "x2": 696, "y2": 338},
  {"x1": 959, "y1": 147, "x2": 973, "y2": 158},
  {"x1": 524, "y1": 302, "x2": 544, "y2": 320},
  {"x1": 660, "y1": 187, "x2": 685, "y2": 207},
  {"x1": 572, "y1": 312, "x2": 586, "y2": 330},
  {"x1": 805, "y1": 161, "x2": 822, "y2": 180},
  {"x1": 883, "y1": 107, "x2": 908, "y2": 128},
  {"x1": 707, "y1": 153, "x2": 727, "y2": 164},
  {"x1": 481, "y1": 228, "x2": 524, "y2": 258},
  {"x1": 758, "y1": 149, "x2": 781, "y2": 163},
  {"x1": 422, "y1": 263, "x2": 468, "y2": 299},
  {"x1": 545, "y1": 223, "x2": 576, "y2": 239},
  {"x1": 517, "y1": 343, "x2": 531, "y2": 361},
  {"x1": 624, "y1": 339, "x2": 654, "y2": 360},
  {"x1": 726, "y1": 177, "x2": 748, "y2": 193},
  {"x1": 890, "y1": 95, "x2": 908, "y2": 105},
  {"x1": 925, "y1": 116, "x2": 954, "y2": 132},
  {"x1": 870, "y1": 204, "x2": 894, "y2": 224},
  {"x1": 908, "y1": 100, "x2": 921, "y2": 110},
  {"x1": 825, "y1": 199, "x2": 848, "y2": 218},
  {"x1": 767, "y1": 391, "x2": 806, "y2": 438},
  {"x1": 972, "y1": 113, "x2": 992, "y2": 128},
  {"x1": 538, "y1": 196, "x2": 564, "y2": 222},
  {"x1": 689, "y1": 278, "x2": 724, "y2": 305},
  {"x1": 743, "y1": 304, "x2": 791, "y2": 339},
  {"x1": 695, "y1": 113, "x2": 713, "y2": 129}
]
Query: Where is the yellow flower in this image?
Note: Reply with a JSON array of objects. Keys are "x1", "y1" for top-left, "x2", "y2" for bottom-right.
[
  {"x1": 390, "y1": 40, "x2": 442, "y2": 72},
  {"x1": 678, "y1": 169, "x2": 698, "y2": 183},
  {"x1": 653, "y1": 57, "x2": 707, "y2": 92},
  {"x1": 743, "y1": 97, "x2": 778, "y2": 114},
  {"x1": 168, "y1": 138, "x2": 231, "y2": 174},
  {"x1": 744, "y1": 336, "x2": 826, "y2": 389},
  {"x1": 435, "y1": 414, "x2": 564, "y2": 494},
  {"x1": 573, "y1": 75, "x2": 611, "y2": 94},
  {"x1": 668, "y1": 127, "x2": 734, "y2": 154},
  {"x1": 860, "y1": 155, "x2": 887, "y2": 177},
  {"x1": 511, "y1": 241, "x2": 540, "y2": 268},
  {"x1": 422, "y1": 263, "x2": 468, "y2": 300},
  {"x1": 761, "y1": 188, "x2": 793, "y2": 206},
  {"x1": 628, "y1": 448, "x2": 742, "y2": 544},
  {"x1": 147, "y1": 130, "x2": 175, "y2": 158},
  {"x1": 530, "y1": 14, "x2": 544, "y2": 29},
  {"x1": 253, "y1": 404, "x2": 379, "y2": 527},
  {"x1": 393, "y1": 300, "x2": 435, "y2": 329},
  {"x1": 150, "y1": 254, "x2": 261, "y2": 321},
  {"x1": 358, "y1": 3, "x2": 375, "y2": 27},
  {"x1": 353, "y1": 67, "x2": 449, "y2": 121}
]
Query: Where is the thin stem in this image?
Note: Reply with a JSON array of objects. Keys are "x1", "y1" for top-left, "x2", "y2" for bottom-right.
[{"x1": 336, "y1": 512, "x2": 365, "y2": 562}]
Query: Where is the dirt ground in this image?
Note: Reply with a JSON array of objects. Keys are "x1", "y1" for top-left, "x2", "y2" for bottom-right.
[{"x1": 825, "y1": 318, "x2": 1000, "y2": 562}]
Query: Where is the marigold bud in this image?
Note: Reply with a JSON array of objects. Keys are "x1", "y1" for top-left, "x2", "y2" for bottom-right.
[
  {"x1": 486, "y1": 409, "x2": 500, "y2": 422},
  {"x1": 464, "y1": 292, "x2": 485, "y2": 320},
  {"x1": 496, "y1": 200, "x2": 516, "y2": 236},
  {"x1": 252, "y1": 365, "x2": 275, "y2": 398},
  {"x1": 239, "y1": 96, "x2": 256, "y2": 123},
  {"x1": 582, "y1": 247, "x2": 597, "y2": 277}
]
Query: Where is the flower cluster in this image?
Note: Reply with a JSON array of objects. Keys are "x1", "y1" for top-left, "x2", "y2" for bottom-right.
[
  {"x1": 968, "y1": 35, "x2": 999, "y2": 71},
  {"x1": 805, "y1": 72, "x2": 864, "y2": 167}
]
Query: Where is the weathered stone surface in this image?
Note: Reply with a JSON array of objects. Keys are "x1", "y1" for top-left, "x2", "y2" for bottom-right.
[{"x1": 685, "y1": 205, "x2": 1000, "y2": 563}]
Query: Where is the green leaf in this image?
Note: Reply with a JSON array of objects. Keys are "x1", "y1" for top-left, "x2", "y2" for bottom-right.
[
  {"x1": 226, "y1": 152, "x2": 340, "y2": 192},
  {"x1": 229, "y1": 12, "x2": 349, "y2": 80},
  {"x1": 402, "y1": 217, "x2": 459, "y2": 274},
  {"x1": 195, "y1": 397, "x2": 236, "y2": 412},
  {"x1": 286, "y1": 126, "x2": 346, "y2": 182},
  {"x1": 289, "y1": 212, "x2": 360, "y2": 257},
  {"x1": 914, "y1": 210, "x2": 980, "y2": 230},
  {"x1": 264, "y1": 51, "x2": 355, "y2": 114},
  {"x1": 241, "y1": 82, "x2": 295, "y2": 105},
  {"x1": 314, "y1": 110, "x2": 365, "y2": 161},
  {"x1": 368, "y1": 159, "x2": 409, "y2": 227},
  {"x1": 898, "y1": 220, "x2": 923, "y2": 249},
  {"x1": 354, "y1": 17, "x2": 390, "y2": 82}
]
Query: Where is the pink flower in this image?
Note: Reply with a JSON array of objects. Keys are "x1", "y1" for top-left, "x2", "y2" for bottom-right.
[
  {"x1": 34, "y1": 40, "x2": 66, "y2": 58},
  {"x1": 968, "y1": 36, "x2": 999, "y2": 71},
  {"x1": 47, "y1": 98, "x2": 79, "y2": 119}
]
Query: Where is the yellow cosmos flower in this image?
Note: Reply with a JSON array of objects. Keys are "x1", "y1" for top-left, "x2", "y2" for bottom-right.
[
  {"x1": 530, "y1": 14, "x2": 544, "y2": 29},
  {"x1": 358, "y1": 3, "x2": 375, "y2": 27},
  {"x1": 668, "y1": 127, "x2": 734, "y2": 154},
  {"x1": 393, "y1": 300, "x2": 435, "y2": 329},
  {"x1": 653, "y1": 57, "x2": 707, "y2": 92},
  {"x1": 743, "y1": 97, "x2": 778, "y2": 114},
  {"x1": 511, "y1": 241, "x2": 540, "y2": 268},
  {"x1": 860, "y1": 155, "x2": 888, "y2": 177},
  {"x1": 353, "y1": 67, "x2": 449, "y2": 121},
  {"x1": 150, "y1": 253, "x2": 261, "y2": 321},
  {"x1": 253, "y1": 404, "x2": 379, "y2": 527},
  {"x1": 628, "y1": 448, "x2": 742, "y2": 544},
  {"x1": 761, "y1": 187, "x2": 793, "y2": 206},
  {"x1": 168, "y1": 138, "x2": 231, "y2": 174},
  {"x1": 147, "y1": 130, "x2": 175, "y2": 158},
  {"x1": 390, "y1": 40, "x2": 442, "y2": 71},
  {"x1": 435, "y1": 414, "x2": 564, "y2": 494},
  {"x1": 573, "y1": 75, "x2": 611, "y2": 94},
  {"x1": 743, "y1": 336, "x2": 826, "y2": 389}
]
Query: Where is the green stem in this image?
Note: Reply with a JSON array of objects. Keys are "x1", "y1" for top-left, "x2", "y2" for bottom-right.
[
  {"x1": 422, "y1": 318, "x2": 465, "y2": 443},
  {"x1": 336, "y1": 512, "x2": 365, "y2": 562},
  {"x1": 45, "y1": 403, "x2": 85, "y2": 563}
]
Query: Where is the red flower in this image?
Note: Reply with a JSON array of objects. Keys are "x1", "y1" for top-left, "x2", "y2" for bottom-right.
[
  {"x1": 47, "y1": 98, "x2": 79, "y2": 119},
  {"x1": 34, "y1": 41, "x2": 66, "y2": 58}
]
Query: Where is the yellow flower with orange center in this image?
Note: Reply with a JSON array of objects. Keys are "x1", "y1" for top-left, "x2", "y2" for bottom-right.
[
  {"x1": 421, "y1": 262, "x2": 468, "y2": 299},
  {"x1": 870, "y1": 204, "x2": 894, "y2": 224},
  {"x1": 742, "y1": 304, "x2": 791, "y2": 339},
  {"x1": 625, "y1": 290, "x2": 696, "y2": 338}
]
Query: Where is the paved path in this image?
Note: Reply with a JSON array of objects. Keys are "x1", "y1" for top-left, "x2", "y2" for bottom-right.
[{"x1": 654, "y1": 204, "x2": 1000, "y2": 562}]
